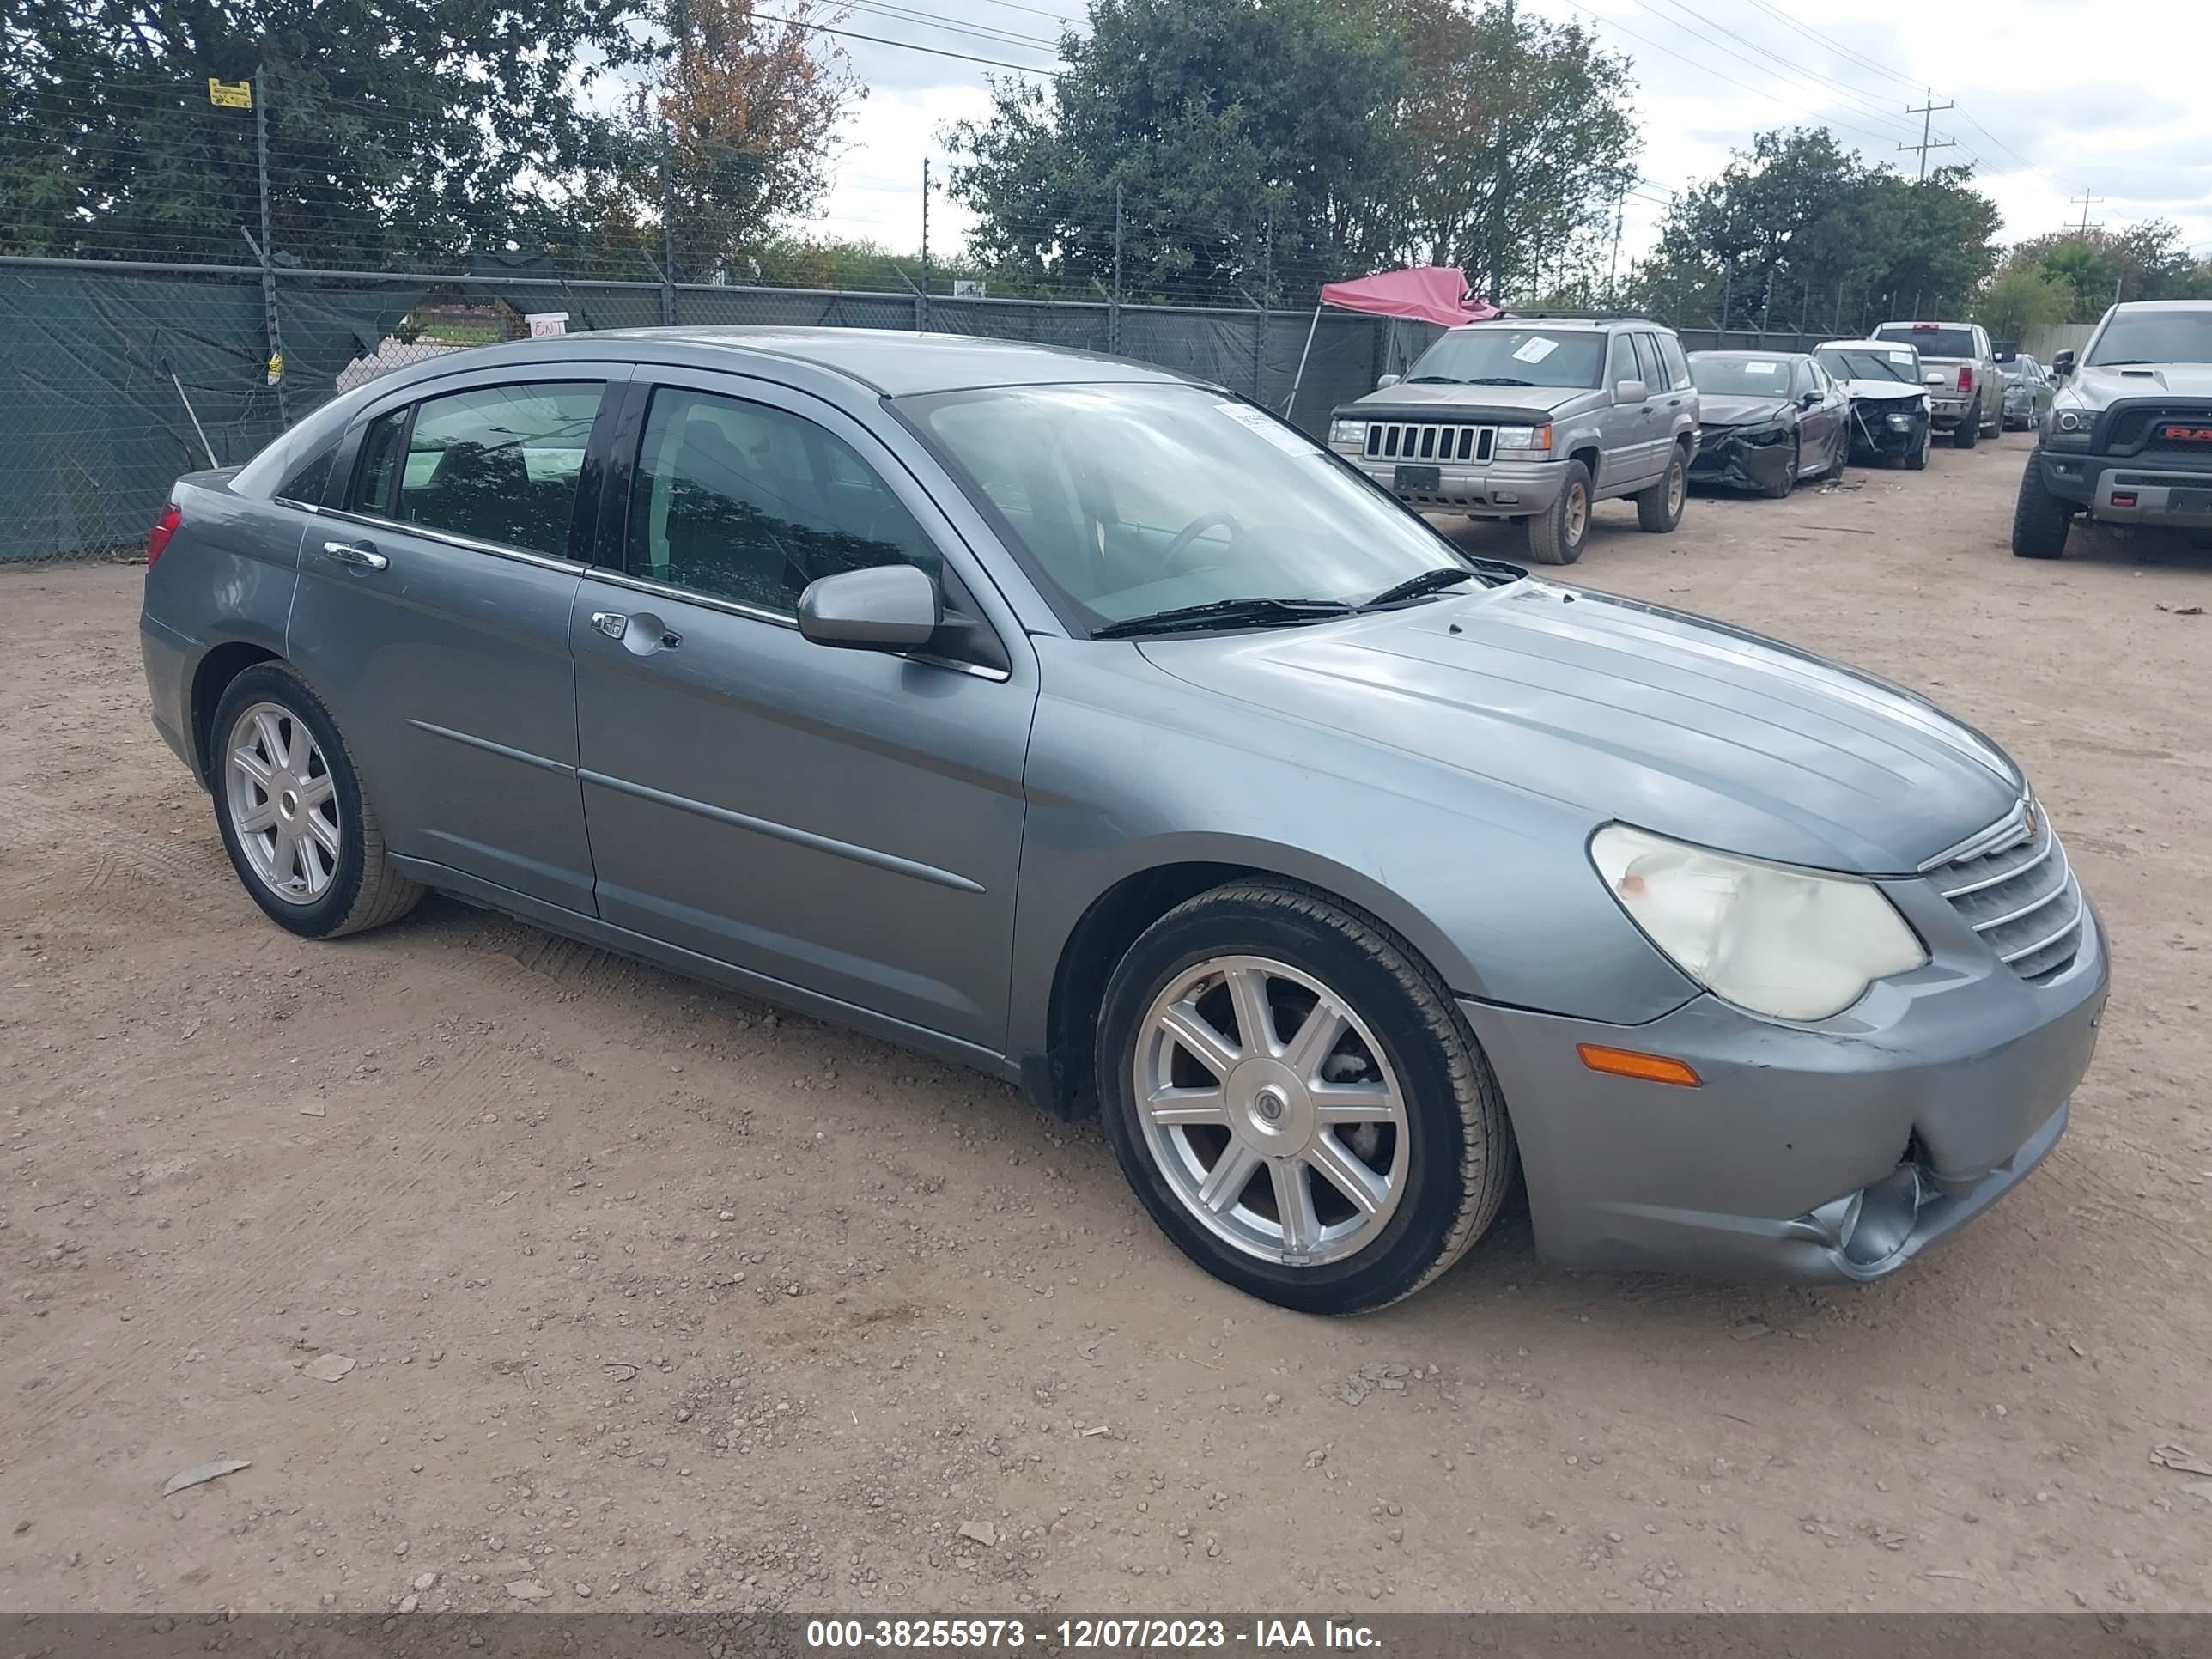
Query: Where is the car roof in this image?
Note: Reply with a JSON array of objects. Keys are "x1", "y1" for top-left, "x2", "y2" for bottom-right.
[
  {"x1": 1689, "y1": 348, "x2": 1808, "y2": 359},
  {"x1": 2108, "y1": 299, "x2": 2212, "y2": 313},
  {"x1": 1445, "y1": 314, "x2": 1662, "y2": 332},
  {"x1": 430, "y1": 326, "x2": 1202, "y2": 398},
  {"x1": 1815, "y1": 338, "x2": 1914, "y2": 350}
]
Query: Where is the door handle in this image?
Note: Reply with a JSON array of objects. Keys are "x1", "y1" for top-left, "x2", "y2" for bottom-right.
[
  {"x1": 590, "y1": 611, "x2": 628, "y2": 641},
  {"x1": 322, "y1": 540, "x2": 388, "y2": 571}
]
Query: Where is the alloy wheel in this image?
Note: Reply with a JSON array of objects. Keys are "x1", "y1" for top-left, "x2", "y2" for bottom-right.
[
  {"x1": 1133, "y1": 955, "x2": 1410, "y2": 1266},
  {"x1": 224, "y1": 701, "x2": 340, "y2": 904},
  {"x1": 1565, "y1": 483, "x2": 1590, "y2": 547}
]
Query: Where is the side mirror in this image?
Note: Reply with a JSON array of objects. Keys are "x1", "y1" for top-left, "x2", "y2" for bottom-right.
[
  {"x1": 797, "y1": 563, "x2": 942, "y2": 652},
  {"x1": 1799, "y1": 389, "x2": 1821, "y2": 409},
  {"x1": 2052, "y1": 349, "x2": 2075, "y2": 378},
  {"x1": 1375, "y1": 373, "x2": 1401, "y2": 390},
  {"x1": 1613, "y1": 378, "x2": 1649, "y2": 405}
]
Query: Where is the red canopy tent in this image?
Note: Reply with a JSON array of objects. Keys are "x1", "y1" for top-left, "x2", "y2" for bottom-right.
[{"x1": 1285, "y1": 265, "x2": 1498, "y2": 413}]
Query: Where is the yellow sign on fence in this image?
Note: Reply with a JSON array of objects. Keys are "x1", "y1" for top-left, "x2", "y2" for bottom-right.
[{"x1": 207, "y1": 78, "x2": 253, "y2": 109}]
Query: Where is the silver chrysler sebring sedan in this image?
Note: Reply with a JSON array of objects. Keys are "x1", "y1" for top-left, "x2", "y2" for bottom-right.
[{"x1": 140, "y1": 329, "x2": 2107, "y2": 1313}]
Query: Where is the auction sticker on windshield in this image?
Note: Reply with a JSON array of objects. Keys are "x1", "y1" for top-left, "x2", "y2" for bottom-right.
[
  {"x1": 1744, "y1": 362, "x2": 1780, "y2": 375},
  {"x1": 1215, "y1": 402, "x2": 1322, "y2": 455},
  {"x1": 1511, "y1": 336, "x2": 1561, "y2": 364}
]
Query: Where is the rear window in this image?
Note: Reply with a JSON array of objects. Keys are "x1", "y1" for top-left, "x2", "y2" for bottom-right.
[{"x1": 1876, "y1": 325, "x2": 1977, "y2": 361}]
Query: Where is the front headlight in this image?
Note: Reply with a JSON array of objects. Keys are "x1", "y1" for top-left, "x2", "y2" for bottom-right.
[
  {"x1": 1589, "y1": 825, "x2": 1926, "y2": 1021},
  {"x1": 2047, "y1": 407, "x2": 2093, "y2": 447},
  {"x1": 1328, "y1": 418, "x2": 1367, "y2": 446},
  {"x1": 1885, "y1": 411, "x2": 1913, "y2": 430},
  {"x1": 1493, "y1": 423, "x2": 1553, "y2": 453}
]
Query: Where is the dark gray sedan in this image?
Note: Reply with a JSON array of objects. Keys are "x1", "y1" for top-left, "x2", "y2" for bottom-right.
[{"x1": 140, "y1": 329, "x2": 2107, "y2": 1312}]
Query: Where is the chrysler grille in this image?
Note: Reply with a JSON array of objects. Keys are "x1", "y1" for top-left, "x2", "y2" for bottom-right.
[
  {"x1": 1364, "y1": 422, "x2": 1496, "y2": 464},
  {"x1": 1929, "y1": 802, "x2": 2084, "y2": 981}
]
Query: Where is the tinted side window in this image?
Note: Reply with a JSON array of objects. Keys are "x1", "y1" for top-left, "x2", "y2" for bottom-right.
[
  {"x1": 352, "y1": 409, "x2": 407, "y2": 516},
  {"x1": 1605, "y1": 334, "x2": 1638, "y2": 388},
  {"x1": 1628, "y1": 332, "x2": 1662, "y2": 390},
  {"x1": 1655, "y1": 331, "x2": 1693, "y2": 391},
  {"x1": 392, "y1": 382, "x2": 603, "y2": 558},
  {"x1": 627, "y1": 387, "x2": 941, "y2": 616},
  {"x1": 278, "y1": 444, "x2": 336, "y2": 507}
]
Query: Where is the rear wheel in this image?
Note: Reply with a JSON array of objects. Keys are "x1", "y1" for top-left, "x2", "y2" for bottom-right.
[
  {"x1": 1952, "y1": 404, "x2": 1980, "y2": 449},
  {"x1": 1525, "y1": 461, "x2": 1592, "y2": 564},
  {"x1": 1820, "y1": 428, "x2": 1849, "y2": 479},
  {"x1": 1636, "y1": 446, "x2": 1688, "y2": 531},
  {"x1": 210, "y1": 664, "x2": 423, "y2": 939},
  {"x1": 2011, "y1": 459, "x2": 2071, "y2": 560},
  {"x1": 1095, "y1": 881, "x2": 1514, "y2": 1314}
]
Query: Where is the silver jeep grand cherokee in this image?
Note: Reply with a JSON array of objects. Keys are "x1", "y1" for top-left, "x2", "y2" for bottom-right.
[{"x1": 1328, "y1": 314, "x2": 1700, "y2": 565}]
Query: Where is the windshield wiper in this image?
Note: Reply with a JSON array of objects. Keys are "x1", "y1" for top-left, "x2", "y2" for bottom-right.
[
  {"x1": 1362, "y1": 566, "x2": 1480, "y2": 608},
  {"x1": 1463, "y1": 376, "x2": 1537, "y2": 386},
  {"x1": 1091, "y1": 596, "x2": 1355, "y2": 640},
  {"x1": 1405, "y1": 374, "x2": 1464, "y2": 384}
]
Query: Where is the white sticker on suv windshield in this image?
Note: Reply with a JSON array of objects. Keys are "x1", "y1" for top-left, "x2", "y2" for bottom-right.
[
  {"x1": 1215, "y1": 402, "x2": 1321, "y2": 455},
  {"x1": 1887, "y1": 350, "x2": 1913, "y2": 363},
  {"x1": 1743, "y1": 361, "x2": 1779, "y2": 375},
  {"x1": 1510, "y1": 336, "x2": 1561, "y2": 364}
]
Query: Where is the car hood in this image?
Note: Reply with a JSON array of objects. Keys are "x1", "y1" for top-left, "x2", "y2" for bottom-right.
[
  {"x1": 1837, "y1": 378, "x2": 1924, "y2": 403},
  {"x1": 1343, "y1": 381, "x2": 1586, "y2": 417},
  {"x1": 1138, "y1": 582, "x2": 2022, "y2": 874},
  {"x1": 1698, "y1": 393, "x2": 1790, "y2": 427},
  {"x1": 2071, "y1": 362, "x2": 2212, "y2": 404}
]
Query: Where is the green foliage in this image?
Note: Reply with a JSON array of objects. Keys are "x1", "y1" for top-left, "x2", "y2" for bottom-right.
[
  {"x1": 2, "y1": 0, "x2": 651, "y2": 270},
  {"x1": 1627, "y1": 129, "x2": 2001, "y2": 331},
  {"x1": 1973, "y1": 267, "x2": 2072, "y2": 343},
  {"x1": 1990, "y1": 223, "x2": 2212, "y2": 322}
]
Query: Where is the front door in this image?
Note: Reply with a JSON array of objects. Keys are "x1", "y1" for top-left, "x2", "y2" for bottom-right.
[
  {"x1": 1601, "y1": 333, "x2": 1662, "y2": 489},
  {"x1": 289, "y1": 372, "x2": 618, "y2": 914},
  {"x1": 569, "y1": 371, "x2": 1036, "y2": 1052}
]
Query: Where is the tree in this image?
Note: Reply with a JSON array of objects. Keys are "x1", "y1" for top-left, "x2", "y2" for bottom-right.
[
  {"x1": 943, "y1": 0, "x2": 1410, "y2": 303},
  {"x1": 1990, "y1": 222, "x2": 2212, "y2": 321},
  {"x1": 1383, "y1": 0, "x2": 1638, "y2": 303},
  {"x1": 1627, "y1": 129, "x2": 2000, "y2": 331},
  {"x1": 0, "y1": 0, "x2": 649, "y2": 270},
  {"x1": 1974, "y1": 267, "x2": 2071, "y2": 343},
  {"x1": 629, "y1": 0, "x2": 862, "y2": 283}
]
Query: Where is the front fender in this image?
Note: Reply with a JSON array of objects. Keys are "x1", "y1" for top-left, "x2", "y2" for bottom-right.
[{"x1": 1005, "y1": 640, "x2": 1697, "y2": 1064}]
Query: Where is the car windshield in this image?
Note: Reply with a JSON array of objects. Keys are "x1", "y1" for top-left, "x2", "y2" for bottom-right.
[
  {"x1": 2086, "y1": 309, "x2": 2212, "y2": 367},
  {"x1": 1399, "y1": 327, "x2": 1606, "y2": 389},
  {"x1": 1875, "y1": 324, "x2": 1977, "y2": 361},
  {"x1": 899, "y1": 382, "x2": 1503, "y2": 634},
  {"x1": 1689, "y1": 355, "x2": 1795, "y2": 396},
  {"x1": 1817, "y1": 346, "x2": 1919, "y2": 385}
]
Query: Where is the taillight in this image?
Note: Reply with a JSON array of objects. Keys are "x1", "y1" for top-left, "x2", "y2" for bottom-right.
[
  {"x1": 147, "y1": 501, "x2": 181, "y2": 567},
  {"x1": 1957, "y1": 367, "x2": 1973, "y2": 392}
]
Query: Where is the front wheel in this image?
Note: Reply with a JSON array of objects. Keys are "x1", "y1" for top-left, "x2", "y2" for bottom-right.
[
  {"x1": 1761, "y1": 435, "x2": 1800, "y2": 500},
  {"x1": 1095, "y1": 882, "x2": 1514, "y2": 1314},
  {"x1": 1903, "y1": 422, "x2": 1930, "y2": 471},
  {"x1": 2011, "y1": 459, "x2": 2071, "y2": 560},
  {"x1": 210, "y1": 664, "x2": 423, "y2": 938},
  {"x1": 1636, "y1": 446, "x2": 1688, "y2": 531},
  {"x1": 1524, "y1": 461, "x2": 1592, "y2": 564}
]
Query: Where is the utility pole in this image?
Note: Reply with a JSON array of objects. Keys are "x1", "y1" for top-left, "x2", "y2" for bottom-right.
[
  {"x1": 1485, "y1": 0, "x2": 1515, "y2": 305},
  {"x1": 919, "y1": 157, "x2": 931, "y2": 332},
  {"x1": 2069, "y1": 191, "x2": 2106, "y2": 235},
  {"x1": 1110, "y1": 183, "x2": 1124, "y2": 356},
  {"x1": 1255, "y1": 206, "x2": 1272, "y2": 399},
  {"x1": 659, "y1": 118, "x2": 676, "y2": 324},
  {"x1": 1606, "y1": 192, "x2": 1624, "y2": 307},
  {"x1": 1899, "y1": 88, "x2": 1957, "y2": 181}
]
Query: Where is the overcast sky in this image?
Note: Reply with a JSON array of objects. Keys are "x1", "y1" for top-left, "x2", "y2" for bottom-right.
[{"x1": 794, "y1": 0, "x2": 2212, "y2": 277}]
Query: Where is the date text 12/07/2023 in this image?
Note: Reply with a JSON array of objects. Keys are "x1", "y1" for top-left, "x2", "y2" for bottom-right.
[{"x1": 803, "y1": 1618, "x2": 1385, "y2": 1650}]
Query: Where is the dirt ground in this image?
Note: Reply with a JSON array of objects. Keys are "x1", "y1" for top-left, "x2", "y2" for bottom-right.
[{"x1": 4, "y1": 432, "x2": 2211, "y2": 1620}]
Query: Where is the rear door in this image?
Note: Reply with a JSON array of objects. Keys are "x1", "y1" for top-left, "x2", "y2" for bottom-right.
[
  {"x1": 568, "y1": 368, "x2": 1037, "y2": 1051},
  {"x1": 289, "y1": 369, "x2": 619, "y2": 915}
]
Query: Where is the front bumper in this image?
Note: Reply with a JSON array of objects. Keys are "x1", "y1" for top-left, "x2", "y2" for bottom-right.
[
  {"x1": 2036, "y1": 452, "x2": 2212, "y2": 526},
  {"x1": 1689, "y1": 425, "x2": 1794, "y2": 492},
  {"x1": 1335, "y1": 449, "x2": 1568, "y2": 516},
  {"x1": 1460, "y1": 897, "x2": 2107, "y2": 1281}
]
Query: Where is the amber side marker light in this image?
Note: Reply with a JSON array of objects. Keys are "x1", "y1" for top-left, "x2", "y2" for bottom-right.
[{"x1": 1576, "y1": 1043, "x2": 1702, "y2": 1087}]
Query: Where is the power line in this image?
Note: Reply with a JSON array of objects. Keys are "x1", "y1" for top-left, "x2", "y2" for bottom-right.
[
  {"x1": 1632, "y1": 0, "x2": 1923, "y2": 139},
  {"x1": 839, "y1": 0, "x2": 1062, "y2": 53},
  {"x1": 755, "y1": 9, "x2": 1064, "y2": 75},
  {"x1": 1738, "y1": 0, "x2": 1924, "y2": 92}
]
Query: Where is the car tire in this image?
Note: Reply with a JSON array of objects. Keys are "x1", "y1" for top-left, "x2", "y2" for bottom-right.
[
  {"x1": 1094, "y1": 880, "x2": 1515, "y2": 1315},
  {"x1": 1820, "y1": 431, "x2": 1849, "y2": 480},
  {"x1": 1524, "y1": 460, "x2": 1592, "y2": 564},
  {"x1": 210, "y1": 663, "x2": 424, "y2": 939},
  {"x1": 1635, "y1": 446, "x2": 1688, "y2": 532},
  {"x1": 1901, "y1": 422, "x2": 1931, "y2": 471},
  {"x1": 1761, "y1": 435, "x2": 1799, "y2": 499},
  {"x1": 1952, "y1": 405, "x2": 1979, "y2": 449},
  {"x1": 2010, "y1": 458, "x2": 2071, "y2": 560}
]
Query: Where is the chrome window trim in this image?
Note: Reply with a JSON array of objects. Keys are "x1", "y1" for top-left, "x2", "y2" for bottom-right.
[{"x1": 314, "y1": 506, "x2": 586, "y2": 576}]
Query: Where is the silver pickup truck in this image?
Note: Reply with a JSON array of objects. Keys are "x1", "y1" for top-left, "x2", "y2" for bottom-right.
[
  {"x1": 1873, "y1": 320, "x2": 2003, "y2": 448},
  {"x1": 1328, "y1": 314, "x2": 1700, "y2": 565}
]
